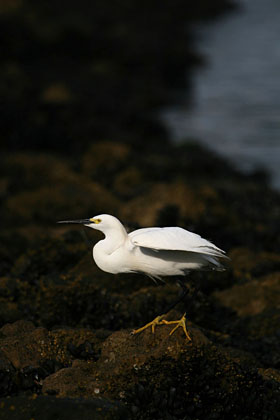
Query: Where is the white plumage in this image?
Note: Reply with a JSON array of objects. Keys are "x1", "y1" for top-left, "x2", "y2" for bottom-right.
[
  {"x1": 130, "y1": 226, "x2": 225, "y2": 256},
  {"x1": 58, "y1": 214, "x2": 228, "y2": 339},
  {"x1": 58, "y1": 214, "x2": 227, "y2": 280}
]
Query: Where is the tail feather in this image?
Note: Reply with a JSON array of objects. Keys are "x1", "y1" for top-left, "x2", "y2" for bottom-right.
[{"x1": 203, "y1": 254, "x2": 227, "y2": 271}]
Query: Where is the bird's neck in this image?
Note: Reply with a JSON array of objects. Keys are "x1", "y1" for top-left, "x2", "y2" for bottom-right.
[{"x1": 95, "y1": 226, "x2": 128, "y2": 255}]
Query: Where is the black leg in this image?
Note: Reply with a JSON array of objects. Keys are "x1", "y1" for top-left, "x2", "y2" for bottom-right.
[
  {"x1": 162, "y1": 279, "x2": 189, "y2": 315},
  {"x1": 159, "y1": 279, "x2": 192, "y2": 340},
  {"x1": 132, "y1": 278, "x2": 192, "y2": 339}
]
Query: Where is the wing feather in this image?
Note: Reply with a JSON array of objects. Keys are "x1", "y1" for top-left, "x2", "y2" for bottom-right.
[{"x1": 129, "y1": 227, "x2": 226, "y2": 258}]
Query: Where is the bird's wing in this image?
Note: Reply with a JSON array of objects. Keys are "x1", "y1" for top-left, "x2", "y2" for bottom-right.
[{"x1": 129, "y1": 227, "x2": 226, "y2": 258}]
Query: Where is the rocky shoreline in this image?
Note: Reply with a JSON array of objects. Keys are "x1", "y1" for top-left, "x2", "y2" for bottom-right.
[{"x1": 1, "y1": 141, "x2": 279, "y2": 419}]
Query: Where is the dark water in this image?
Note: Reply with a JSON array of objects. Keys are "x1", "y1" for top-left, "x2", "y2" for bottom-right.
[{"x1": 163, "y1": 0, "x2": 280, "y2": 189}]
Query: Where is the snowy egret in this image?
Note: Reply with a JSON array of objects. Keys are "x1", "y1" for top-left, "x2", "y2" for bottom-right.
[{"x1": 58, "y1": 214, "x2": 227, "y2": 340}]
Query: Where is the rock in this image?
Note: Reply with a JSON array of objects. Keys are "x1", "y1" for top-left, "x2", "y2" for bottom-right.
[
  {"x1": 0, "y1": 320, "x2": 108, "y2": 397},
  {"x1": 38, "y1": 318, "x2": 279, "y2": 418},
  {"x1": 213, "y1": 272, "x2": 280, "y2": 317},
  {"x1": 0, "y1": 322, "x2": 50, "y2": 370},
  {"x1": 121, "y1": 181, "x2": 206, "y2": 226},
  {"x1": 4, "y1": 174, "x2": 120, "y2": 226},
  {"x1": 0, "y1": 321, "x2": 105, "y2": 371},
  {"x1": 82, "y1": 142, "x2": 131, "y2": 179},
  {"x1": 0, "y1": 320, "x2": 35, "y2": 337},
  {"x1": 41, "y1": 319, "x2": 206, "y2": 399},
  {"x1": 228, "y1": 248, "x2": 280, "y2": 280},
  {"x1": 39, "y1": 325, "x2": 280, "y2": 418},
  {"x1": 259, "y1": 367, "x2": 280, "y2": 383},
  {"x1": 213, "y1": 273, "x2": 280, "y2": 368},
  {"x1": 0, "y1": 395, "x2": 129, "y2": 420},
  {"x1": 0, "y1": 351, "x2": 15, "y2": 397}
]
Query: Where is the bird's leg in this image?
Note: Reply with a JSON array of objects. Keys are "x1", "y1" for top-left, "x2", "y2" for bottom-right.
[
  {"x1": 132, "y1": 280, "x2": 192, "y2": 340},
  {"x1": 157, "y1": 280, "x2": 192, "y2": 340},
  {"x1": 161, "y1": 279, "x2": 189, "y2": 314}
]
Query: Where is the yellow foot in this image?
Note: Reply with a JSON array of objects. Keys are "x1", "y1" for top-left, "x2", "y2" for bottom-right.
[
  {"x1": 161, "y1": 313, "x2": 192, "y2": 341},
  {"x1": 131, "y1": 315, "x2": 166, "y2": 335}
]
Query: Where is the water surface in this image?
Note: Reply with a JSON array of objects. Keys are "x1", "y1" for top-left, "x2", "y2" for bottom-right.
[{"x1": 163, "y1": 0, "x2": 280, "y2": 188}]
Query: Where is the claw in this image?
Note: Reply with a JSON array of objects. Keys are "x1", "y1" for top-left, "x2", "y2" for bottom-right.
[
  {"x1": 132, "y1": 313, "x2": 192, "y2": 341},
  {"x1": 131, "y1": 315, "x2": 166, "y2": 335},
  {"x1": 161, "y1": 313, "x2": 192, "y2": 341}
]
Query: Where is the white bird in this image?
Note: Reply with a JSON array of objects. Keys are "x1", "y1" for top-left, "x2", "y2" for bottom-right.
[{"x1": 58, "y1": 214, "x2": 227, "y2": 340}]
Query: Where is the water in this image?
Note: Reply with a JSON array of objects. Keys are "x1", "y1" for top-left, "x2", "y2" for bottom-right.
[{"x1": 162, "y1": 0, "x2": 280, "y2": 189}]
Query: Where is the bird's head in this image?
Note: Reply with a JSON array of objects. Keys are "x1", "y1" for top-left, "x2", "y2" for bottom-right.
[{"x1": 57, "y1": 214, "x2": 126, "y2": 234}]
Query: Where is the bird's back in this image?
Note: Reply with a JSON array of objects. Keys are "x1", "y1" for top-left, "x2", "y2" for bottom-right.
[
  {"x1": 129, "y1": 226, "x2": 226, "y2": 257},
  {"x1": 127, "y1": 226, "x2": 227, "y2": 278}
]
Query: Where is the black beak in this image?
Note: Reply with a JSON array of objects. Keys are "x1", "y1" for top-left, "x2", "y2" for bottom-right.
[{"x1": 57, "y1": 219, "x2": 92, "y2": 225}]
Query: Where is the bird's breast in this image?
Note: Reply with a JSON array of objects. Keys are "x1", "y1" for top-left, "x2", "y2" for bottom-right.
[{"x1": 93, "y1": 242, "x2": 132, "y2": 274}]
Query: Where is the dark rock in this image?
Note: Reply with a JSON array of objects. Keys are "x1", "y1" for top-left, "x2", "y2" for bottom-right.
[
  {"x1": 213, "y1": 272, "x2": 280, "y2": 318},
  {"x1": 0, "y1": 395, "x2": 129, "y2": 420},
  {"x1": 67, "y1": 340, "x2": 100, "y2": 361},
  {"x1": 39, "y1": 322, "x2": 280, "y2": 418}
]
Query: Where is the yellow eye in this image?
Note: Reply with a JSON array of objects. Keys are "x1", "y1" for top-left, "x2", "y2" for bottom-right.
[{"x1": 90, "y1": 218, "x2": 102, "y2": 224}]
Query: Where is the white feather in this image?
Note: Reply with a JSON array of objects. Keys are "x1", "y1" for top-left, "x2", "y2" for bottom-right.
[
  {"x1": 129, "y1": 227, "x2": 226, "y2": 258},
  {"x1": 59, "y1": 214, "x2": 228, "y2": 278}
]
